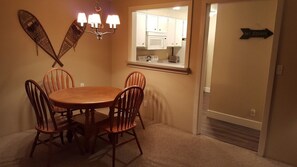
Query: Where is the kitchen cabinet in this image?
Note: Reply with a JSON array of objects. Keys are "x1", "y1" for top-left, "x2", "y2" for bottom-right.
[
  {"x1": 146, "y1": 14, "x2": 168, "y2": 33},
  {"x1": 175, "y1": 19, "x2": 183, "y2": 46},
  {"x1": 136, "y1": 12, "x2": 146, "y2": 47},
  {"x1": 166, "y1": 18, "x2": 183, "y2": 47},
  {"x1": 182, "y1": 20, "x2": 187, "y2": 39}
]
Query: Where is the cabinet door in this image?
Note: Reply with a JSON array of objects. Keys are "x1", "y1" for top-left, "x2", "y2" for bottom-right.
[
  {"x1": 136, "y1": 13, "x2": 146, "y2": 47},
  {"x1": 166, "y1": 18, "x2": 176, "y2": 47},
  {"x1": 182, "y1": 20, "x2": 187, "y2": 39},
  {"x1": 146, "y1": 14, "x2": 158, "y2": 32},
  {"x1": 167, "y1": 18, "x2": 183, "y2": 47},
  {"x1": 174, "y1": 19, "x2": 183, "y2": 47},
  {"x1": 157, "y1": 16, "x2": 168, "y2": 33}
]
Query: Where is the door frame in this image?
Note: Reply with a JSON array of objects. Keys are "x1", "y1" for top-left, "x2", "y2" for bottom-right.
[{"x1": 193, "y1": 0, "x2": 284, "y2": 156}]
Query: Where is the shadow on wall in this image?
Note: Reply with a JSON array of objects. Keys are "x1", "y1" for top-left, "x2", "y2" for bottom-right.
[
  {"x1": 19, "y1": 80, "x2": 44, "y2": 131},
  {"x1": 19, "y1": 89, "x2": 35, "y2": 131},
  {"x1": 140, "y1": 85, "x2": 172, "y2": 125}
]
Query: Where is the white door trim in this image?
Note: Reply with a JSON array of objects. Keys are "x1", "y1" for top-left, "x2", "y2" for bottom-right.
[{"x1": 258, "y1": 0, "x2": 284, "y2": 156}]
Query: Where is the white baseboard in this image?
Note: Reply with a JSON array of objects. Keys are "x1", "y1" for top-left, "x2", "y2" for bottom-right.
[
  {"x1": 204, "y1": 87, "x2": 210, "y2": 93},
  {"x1": 206, "y1": 110, "x2": 262, "y2": 130}
]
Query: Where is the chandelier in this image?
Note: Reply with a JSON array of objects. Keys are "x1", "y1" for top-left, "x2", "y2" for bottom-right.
[{"x1": 77, "y1": 1, "x2": 120, "y2": 40}]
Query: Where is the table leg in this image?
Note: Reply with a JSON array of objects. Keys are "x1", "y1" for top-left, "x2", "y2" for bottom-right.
[
  {"x1": 84, "y1": 108, "x2": 91, "y2": 152},
  {"x1": 84, "y1": 108, "x2": 97, "y2": 153},
  {"x1": 66, "y1": 130, "x2": 73, "y2": 143}
]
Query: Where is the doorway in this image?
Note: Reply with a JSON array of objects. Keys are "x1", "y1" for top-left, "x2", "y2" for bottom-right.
[{"x1": 196, "y1": 0, "x2": 283, "y2": 154}]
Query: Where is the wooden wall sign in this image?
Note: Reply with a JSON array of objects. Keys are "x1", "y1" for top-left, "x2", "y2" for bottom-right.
[
  {"x1": 18, "y1": 10, "x2": 86, "y2": 67},
  {"x1": 240, "y1": 28, "x2": 273, "y2": 39}
]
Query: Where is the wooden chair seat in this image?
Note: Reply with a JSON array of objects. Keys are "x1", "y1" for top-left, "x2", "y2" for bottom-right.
[
  {"x1": 52, "y1": 105, "x2": 68, "y2": 113},
  {"x1": 52, "y1": 105, "x2": 82, "y2": 117},
  {"x1": 98, "y1": 118, "x2": 137, "y2": 133},
  {"x1": 35, "y1": 115, "x2": 69, "y2": 133}
]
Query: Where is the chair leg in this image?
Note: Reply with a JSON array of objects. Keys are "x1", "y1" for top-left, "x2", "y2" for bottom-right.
[
  {"x1": 72, "y1": 128, "x2": 84, "y2": 155},
  {"x1": 132, "y1": 129, "x2": 143, "y2": 154},
  {"x1": 137, "y1": 112, "x2": 145, "y2": 129},
  {"x1": 91, "y1": 133, "x2": 98, "y2": 154},
  {"x1": 60, "y1": 132, "x2": 65, "y2": 145},
  {"x1": 66, "y1": 130, "x2": 73, "y2": 143},
  {"x1": 30, "y1": 132, "x2": 40, "y2": 157},
  {"x1": 47, "y1": 134, "x2": 54, "y2": 167},
  {"x1": 112, "y1": 134, "x2": 116, "y2": 167}
]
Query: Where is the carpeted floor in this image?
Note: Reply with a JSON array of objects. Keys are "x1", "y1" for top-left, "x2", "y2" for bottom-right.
[{"x1": 0, "y1": 120, "x2": 293, "y2": 167}]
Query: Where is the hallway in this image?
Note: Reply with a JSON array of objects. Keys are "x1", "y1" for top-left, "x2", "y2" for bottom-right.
[{"x1": 200, "y1": 92, "x2": 260, "y2": 151}]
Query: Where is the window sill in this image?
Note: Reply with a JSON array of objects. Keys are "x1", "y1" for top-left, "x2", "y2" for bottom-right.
[{"x1": 127, "y1": 61, "x2": 191, "y2": 74}]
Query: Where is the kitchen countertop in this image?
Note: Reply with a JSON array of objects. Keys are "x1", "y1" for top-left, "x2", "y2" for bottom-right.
[{"x1": 137, "y1": 59, "x2": 184, "y2": 68}]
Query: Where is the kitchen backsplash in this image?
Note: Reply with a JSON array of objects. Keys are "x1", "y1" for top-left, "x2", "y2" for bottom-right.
[{"x1": 137, "y1": 47, "x2": 171, "y2": 61}]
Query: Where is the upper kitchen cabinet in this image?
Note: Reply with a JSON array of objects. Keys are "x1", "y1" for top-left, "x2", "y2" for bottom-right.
[
  {"x1": 182, "y1": 20, "x2": 187, "y2": 39},
  {"x1": 136, "y1": 12, "x2": 146, "y2": 47},
  {"x1": 146, "y1": 14, "x2": 168, "y2": 33},
  {"x1": 167, "y1": 18, "x2": 183, "y2": 47},
  {"x1": 128, "y1": 2, "x2": 192, "y2": 74}
]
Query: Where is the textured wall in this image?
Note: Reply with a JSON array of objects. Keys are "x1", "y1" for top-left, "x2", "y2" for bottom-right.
[
  {"x1": 0, "y1": 0, "x2": 113, "y2": 136},
  {"x1": 111, "y1": 0, "x2": 297, "y2": 166},
  {"x1": 0, "y1": 0, "x2": 296, "y2": 166},
  {"x1": 209, "y1": 1, "x2": 277, "y2": 122},
  {"x1": 110, "y1": 0, "x2": 199, "y2": 133}
]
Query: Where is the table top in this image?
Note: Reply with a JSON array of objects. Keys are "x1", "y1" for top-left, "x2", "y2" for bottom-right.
[{"x1": 49, "y1": 86, "x2": 122, "y2": 109}]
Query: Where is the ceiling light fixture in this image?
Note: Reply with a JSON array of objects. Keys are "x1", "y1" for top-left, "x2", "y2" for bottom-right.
[{"x1": 77, "y1": 1, "x2": 120, "y2": 40}]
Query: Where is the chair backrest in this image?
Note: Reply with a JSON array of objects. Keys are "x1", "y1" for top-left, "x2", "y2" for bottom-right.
[
  {"x1": 109, "y1": 86, "x2": 144, "y2": 132},
  {"x1": 43, "y1": 68, "x2": 75, "y2": 95},
  {"x1": 25, "y1": 80, "x2": 57, "y2": 131},
  {"x1": 125, "y1": 71, "x2": 146, "y2": 90}
]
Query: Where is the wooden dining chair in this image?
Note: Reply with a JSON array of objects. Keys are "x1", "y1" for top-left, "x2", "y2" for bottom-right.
[
  {"x1": 43, "y1": 68, "x2": 82, "y2": 115},
  {"x1": 95, "y1": 86, "x2": 144, "y2": 167},
  {"x1": 25, "y1": 79, "x2": 69, "y2": 167},
  {"x1": 124, "y1": 71, "x2": 146, "y2": 129},
  {"x1": 43, "y1": 68, "x2": 75, "y2": 95},
  {"x1": 125, "y1": 71, "x2": 146, "y2": 90}
]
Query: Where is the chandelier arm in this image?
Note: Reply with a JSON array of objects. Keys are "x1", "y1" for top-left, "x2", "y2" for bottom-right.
[
  {"x1": 83, "y1": 28, "x2": 116, "y2": 40},
  {"x1": 101, "y1": 29, "x2": 116, "y2": 35},
  {"x1": 85, "y1": 30, "x2": 98, "y2": 35}
]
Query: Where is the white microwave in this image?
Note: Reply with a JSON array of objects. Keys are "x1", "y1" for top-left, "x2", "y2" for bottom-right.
[{"x1": 146, "y1": 32, "x2": 167, "y2": 50}]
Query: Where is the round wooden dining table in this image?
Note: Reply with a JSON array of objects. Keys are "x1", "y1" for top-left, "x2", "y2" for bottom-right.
[
  {"x1": 49, "y1": 86, "x2": 122, "y2": 110},
  {"x1": 49, "y1": 86, "x2": 122, "y2": 152}
]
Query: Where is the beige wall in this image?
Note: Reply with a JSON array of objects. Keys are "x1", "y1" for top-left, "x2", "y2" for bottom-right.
[
  {"x1": 209, "y1": 1, "x2": 277, "y2": 122},
  {"x1": 111, "y1": 0, "x2": 297, "y2": 166},
  {"x1": 0, "y1": 0, "x2": 296, "y2": 166},
  {"x1": 0, "y1": 0, "x2": 113, "y2": 136},
  {"x1": 110, "y1": 0, "x2": 200, "y2": 133}
]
